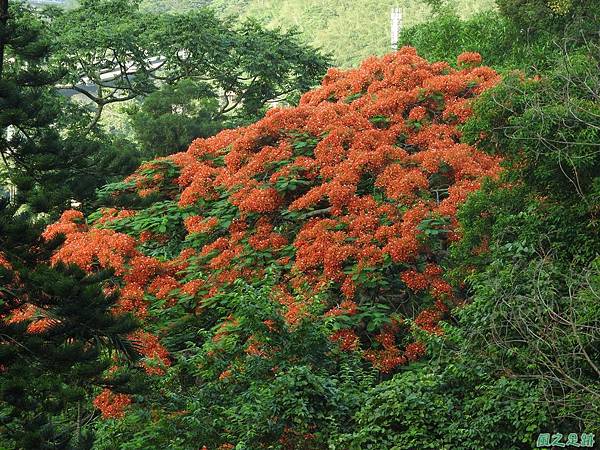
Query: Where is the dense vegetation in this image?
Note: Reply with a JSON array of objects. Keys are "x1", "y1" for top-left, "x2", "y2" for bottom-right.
[
  {"x1": 1, "y1": 0, "x2": 599, "y2": 449},
  {"x1": 39, "y1": 47, "x2": 502, "y2": 447},
  {"x1": 211, "y1": 0, "x2": 496, "y2": 67},
  {"x1": 0, "y1": 0, "x2": 328, "y2": 215},
  {"x1": 0, "y1": 0, "x2": 327, "y2": 447},
  {"x1": 146, "y1": 0, "x2": 496, "y2": 67}
]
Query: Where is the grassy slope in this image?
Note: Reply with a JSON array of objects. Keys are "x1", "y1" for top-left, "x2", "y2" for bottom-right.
[{"x1": 209, "y1": 0, "x2": 496, "y2": 67}]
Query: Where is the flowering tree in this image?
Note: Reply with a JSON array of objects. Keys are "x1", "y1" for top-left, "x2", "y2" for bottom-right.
[{"x1": 43, "y1": 47, "x2": 501, "y2": 424}]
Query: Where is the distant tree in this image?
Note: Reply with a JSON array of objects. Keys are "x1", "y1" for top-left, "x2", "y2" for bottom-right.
[
  {"x1": 496, "y1": 0, "x2": 600, "y2": 38},
  {"x1": 0, "y1": 1, "x2": 139, "y2": 216},
  {"x1": 208, "y1": 0, "x2": 496, "y2": 68},
  {"x1": 51, "y1": 0, "x2": 330, "y2": 133},
  {"x1": 127, "y1": 80, "x2": 222, "y2": 158}
]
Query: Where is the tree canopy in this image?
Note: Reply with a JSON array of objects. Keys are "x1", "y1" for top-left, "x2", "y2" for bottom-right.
[
  {"x1": 40, "y1": 47, "x2": 506, "y2": 447},
  {"x1": 1, "y1": 0, "x2": 599, "y2": 448},
  {"x1": 52, "y1": 0, "x2": 330, "y2": 133}
]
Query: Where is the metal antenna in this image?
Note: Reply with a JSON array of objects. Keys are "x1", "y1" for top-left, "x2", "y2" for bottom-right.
[{"x1": 390, "y1": 6, "x2": 402, "y2": 52}]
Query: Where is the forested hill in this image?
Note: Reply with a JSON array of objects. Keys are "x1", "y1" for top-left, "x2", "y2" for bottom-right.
[{"x1": 141, "y1": 0, "x2": 496, "y2": 67}]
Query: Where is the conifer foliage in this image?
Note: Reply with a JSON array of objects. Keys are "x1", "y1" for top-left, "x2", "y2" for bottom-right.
[
  {"x1": 0, "y1": 216, "x2": 143, "y2": 449},
  {"x1": 45, "y1": 47, "x2": 502, "y2": 419}
]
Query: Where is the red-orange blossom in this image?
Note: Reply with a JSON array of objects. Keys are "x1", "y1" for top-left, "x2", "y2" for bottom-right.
[{"x1": 40, "y1": 47, "x2": 502, "y2": 418}]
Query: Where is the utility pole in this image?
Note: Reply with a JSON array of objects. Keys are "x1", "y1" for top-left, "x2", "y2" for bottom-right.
[{"x1": 390, "y1": 5, "x2": 402, "y2": 52}]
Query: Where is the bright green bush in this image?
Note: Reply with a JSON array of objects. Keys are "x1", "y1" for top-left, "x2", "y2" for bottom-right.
[
  {"x1": 93, "y1": 277, "x2": 378, "y2": 449},
  {"x1": 398, "y1": 10, "x2": 562, "y2": 72},
  {"x1": 451, "y1": 42, "x2": 600, "y2": 435},
  {"x1": 496, "y1": 0, "x2": 600, "y2": 39},
  {"x1": 332, "y1": 353, "x2": 549, "y2": 449}
]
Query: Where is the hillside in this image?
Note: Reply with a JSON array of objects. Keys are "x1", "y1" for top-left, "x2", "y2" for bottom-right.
[{"x1": 141, "y1": 0, "x2": 496, "y2": 67}]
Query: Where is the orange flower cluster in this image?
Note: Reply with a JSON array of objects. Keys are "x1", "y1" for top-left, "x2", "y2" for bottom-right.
[
  {"x1": 123, "y1": 159, "x2": 174, "y2": 199},
  {"x1": 114, "y1": 282, "x2": 147, "y2": 317},
  {"x1": 325, "y1": 299, "x2": 358, "y2": 317},
  {"x1": 272, "y1": 285, "x2": 312, "y2": 327},
  {"x1": 6, "y1": 304, "x2": 37, "y2": 325},
  {"x1": 401, "y1": 263, "x2": 451, "y2": 308},
  {"x1": 5, "y1": 302, "x2": 57, "y2": 335},
  {"x1": 148, "y1": 275, "x2": 180, "y2": 302},
  {"x1": 0, "y1": 252, "x2": 11, "y2": 270},
  {"x1": 218, "y1": 369, "x2": 232, "y2": 380},
  {"x1": 363, "y1": 321, "x2": 407, "y2": 373},
  {"x1": 330, "y1": 329, "x2": 360, "y2": 351},
  {"x1": 129, "y1": 331, "x2": 171, "y2": 375},
  {"x1": 26, "y1": 317, "x2": 55, "y2": 334},
  {"x1": 94, "y1": 208, "x2": 137, "y2": 224},
  {"x1": 42, "y1": 210, "x2": 86, "y2": 241},
  {"x1": 457, "y1": 51, "x2": 483, "y2": 67},
  {"x1": 50, "y1": 224, "x2": 138, "y2": 276},
  {"x1": 405, "y1": 341, "x2": 427, "y2": 361},
  {"x1": 46, "y1": 48, "x2": 502, "y2": 380},
  {"x1": 248, "y1": 218, "x2": 288, "y2": 251},
  {"x1": 415, "y1": 308, "x2": 444, "y2": 335},
  {"x1": 0, "y1": 252, "x2": 20, "y2": 306},
  {"x1": 93, "y1": 389, "x2": 132, "y2": 419},
  {"x1": 184, "y1": 216, "x2": 219, "y2": 235},
  {"x1": 245, "y1": 335, "x2": 268, "y2": 357}
]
